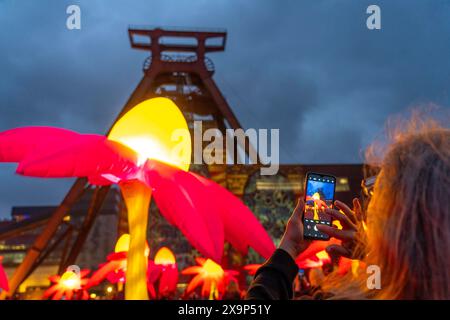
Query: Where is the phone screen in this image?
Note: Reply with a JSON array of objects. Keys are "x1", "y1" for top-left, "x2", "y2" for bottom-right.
[{"x1": 303, "y1": 172, "x2": 336, "y2": 240}]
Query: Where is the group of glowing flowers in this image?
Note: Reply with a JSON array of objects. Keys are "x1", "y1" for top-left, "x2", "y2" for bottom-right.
[{"x1": 42, "y1": 235, "x2": 240, "y2": 300}]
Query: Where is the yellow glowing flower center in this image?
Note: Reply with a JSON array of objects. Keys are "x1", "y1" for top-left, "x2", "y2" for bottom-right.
[
  {"x1": 60, "y1": 271, "x2": 80, "y2": 289},
  {"x1": 108, "y1": 97, "x2": 191, "y2": 171},
  {"x1": 202, "y1": 259, "x2": 224, "y2": 279},
  {"x1": 115, "y1": 234, "x2": 130, "y2": 253},
  {"x1": 154, "y1": 247, "x2": 176, "y2": 265}
]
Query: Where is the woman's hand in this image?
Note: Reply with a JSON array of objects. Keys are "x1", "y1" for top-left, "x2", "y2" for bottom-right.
[
  {"x1": 316, "y1": 198, "x2": 366, "y2": 260},
  {"x1": 279, "y1": 199, "x2": 310, "y2": 260}
]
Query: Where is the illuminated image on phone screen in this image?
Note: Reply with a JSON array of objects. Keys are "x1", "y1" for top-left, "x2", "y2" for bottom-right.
[{"x1": 303, "y1": 173, "x2": 335, "y2": 240}]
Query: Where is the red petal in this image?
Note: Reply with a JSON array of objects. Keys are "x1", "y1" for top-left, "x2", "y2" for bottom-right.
[
  {"x1": 87, "y1": 261, "x2": 122, "y2": 288},
  {"x1": 145, "y1": 160, "x2": 223, "y2": 262},
  {"x1": 195, "y1": 174, "x2": 276, "y2": 259}
]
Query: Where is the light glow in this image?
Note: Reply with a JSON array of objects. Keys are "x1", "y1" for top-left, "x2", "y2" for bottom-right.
[
  {"x1": 154, "y1": 247, "x2": 176, "y2": 266},
  {"x1": 202, "y1": 259, "x2": 224, "y2": 279},
  {"x1": 108, "y1": 97, "x2": 191, "y2": 171},
  {"x1": 182, "y1": 258, "x2": 238, "y2": 300},
  {"x1": 312, "y1": 192, "x2": 320, "y2": 220},
  {"x1": 362, "y1": 221, "x2": 368, "y2": 231},
  {"x1": 42, "y1": 269, "x2": 90, "y2": 300},
  {"x1": 315, "y1": 250, "x2": 330, "y2": 261},
  {"x1": 115, "y1": 234, "x2": 130, "y2": 253},
  {"x1": 333, "y1": 220, "x2": 343, "y2": 230},
  {"x1": 60, "y1": 271, "x2": 80, "y2": 290}
]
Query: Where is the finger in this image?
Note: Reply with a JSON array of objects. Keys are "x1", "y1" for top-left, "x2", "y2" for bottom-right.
[
  {"x1": 352, "y1": 198, "x2": 363, "y2": 222},
  {"x1": 335, "y1": 200, "x2": 357, "y2": 225},
  {"x1": 324, "y1": 208, "x2": 356, "y2": 229},
  {"x1": 316, "y1": 224, "x2": 355, "y2": 241},
  {"x1": 326, "y1": 244, "x2": 352, "y2": 259},
  {"x1": 292, "y1": 198, "x2": 304, "y2": 220}
]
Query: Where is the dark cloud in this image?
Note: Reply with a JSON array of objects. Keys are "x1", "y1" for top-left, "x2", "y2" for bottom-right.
[{"x1": 0, "y1": 0, "x2": 449, "y2": 217}]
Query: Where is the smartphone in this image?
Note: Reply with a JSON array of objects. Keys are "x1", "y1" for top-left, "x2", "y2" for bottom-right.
[{"x1": 302, "y1": 172, "x2": 336, "y2": 240}]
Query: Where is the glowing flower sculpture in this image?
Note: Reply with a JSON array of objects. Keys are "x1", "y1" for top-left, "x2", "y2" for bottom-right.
[
  {"x1": 43, "y1": 269, "x2": 90, "y2": 300},
  {"x1": 182, "y1": 258, "x2": 239, "y2": 300},
  {"x1": 152, "y1": 247, "x2": 178, "y2": 298},
  {"x1": 0, "y1": 256, "x2": 9, "y2": 293},
  {"x1": 87, "y1": 234, "x2": 133, "y2": 287},
  {"x1": 87, "y1": 233, "x2": 159, "y2": 298},
  {"x1": 87, "y1": 234, "x2": 180, "y2": 300},
  {"x1": 0, "y1": 97, "x2": 275, "y2": 300}
]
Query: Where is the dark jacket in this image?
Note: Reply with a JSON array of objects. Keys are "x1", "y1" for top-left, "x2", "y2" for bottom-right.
[{"x1": 245, "y1": 249, "x2": 299, "y2": 300}]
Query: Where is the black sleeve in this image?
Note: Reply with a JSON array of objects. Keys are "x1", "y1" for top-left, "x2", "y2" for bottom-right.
[{"x1": 245, "y1": 248, "x2": 299, "y2": 300}]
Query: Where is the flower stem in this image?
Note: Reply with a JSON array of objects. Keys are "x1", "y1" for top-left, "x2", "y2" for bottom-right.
[{"x1": 119, "y1": 180, "x2": 151, "y2": 300}]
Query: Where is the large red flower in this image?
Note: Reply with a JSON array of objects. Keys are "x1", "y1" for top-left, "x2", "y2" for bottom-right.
[{"x1": 0, "y1": 126, "x2": 274, "y2": 261}]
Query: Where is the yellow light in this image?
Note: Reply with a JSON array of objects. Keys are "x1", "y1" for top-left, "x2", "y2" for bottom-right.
[
  {"x1": 114, "y1": 234, "x2": 130, "y2": 253},
  {"x1": 60, "y1": 271, "x2": 80, "y2": 290},
  {"x1": 90, "y1": 293, "x2": 97, "y2": 299},
  {"x1": 351, "y1": 260, "x2": 360, "y2": 276},
  {"x1": 63, "y1": 215, "x2": 71, "y2": 222},
  {"x1": 333, "y1": 220, "x2": 343, "y2": 230},
  {"x1": 362, "y1": 221, "x2": 368, "y2": 231},
  {"x1": 108, "y1": 97, "x2": 191, "y2": 171},
  {"x1": 106, "y1": 286, "x2": 113, "y2": 293},
  {"x1": 312, "y1": 192, "x2": 321, "y2": 220},
  {"x1": 202, "y1": 259, "x2": 224, "y2": 279},
  {"x1": 154, "y1": 247, "x2": 176, "y2": 265},
  {"x1": 315, "y1": 250, "x2": 329, "y2": 261},
  {"x1": 312, "y1": 192, "x2": 321, "y2": 201}
]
